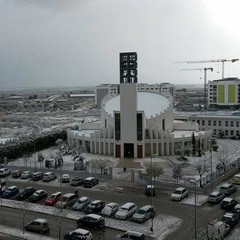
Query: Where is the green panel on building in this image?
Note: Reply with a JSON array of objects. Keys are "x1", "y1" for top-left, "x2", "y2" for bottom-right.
[
  {"x1": 218, "y1": 85, "x2": 225, "y2": 103},
  {"x1": 228, "y1": 84, "x2": 235, "y2": 103}
]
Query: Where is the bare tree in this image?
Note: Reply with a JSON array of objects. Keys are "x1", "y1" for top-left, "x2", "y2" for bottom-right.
[
  {"x1": 217, "y1": 147, "x2": 230, "y2": 173},
  {"x1": 88, "y1": 157, "x2": 110, "y2": 174},
  {"x1": 193, "y1": 156, "x2": 209, "y2": 187},
  {"x1": 144, "y1": 162, "x2": 164, "y2": 181},
  {"x1": 172, "y1": 164, "x2": 182, "y2": 184}
]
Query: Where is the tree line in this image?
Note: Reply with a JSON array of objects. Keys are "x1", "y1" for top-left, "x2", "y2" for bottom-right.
[{"x1": 0, "y1": 130, "x2": 67, "y2": 161}]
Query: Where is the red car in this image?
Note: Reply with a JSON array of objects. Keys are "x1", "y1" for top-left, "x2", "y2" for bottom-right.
[{"x1": 45, "y1": 192, "x2": 62, "y2": 206}]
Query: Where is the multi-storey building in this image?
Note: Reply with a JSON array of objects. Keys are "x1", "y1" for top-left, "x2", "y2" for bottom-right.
[
  {"x1": 95, "y1": 82, "x2": 174, "y2": 109},
  {"x1": 208, "y1": 78, "x2": 240, "y2": 109}
]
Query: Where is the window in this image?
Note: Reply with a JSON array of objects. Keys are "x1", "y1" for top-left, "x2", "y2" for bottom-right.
[
  {"x1": 231, "y1": 121, "x2": 234, "y2": 127},
  {"x1": 208, "y1": 120, "x2": 211, "y2": 126},
  {"x1": 202, "y1": 120, "x2": 205, "y2": 126},
  {"x1": 237, "y1": 122, "x2": 239, "y2": 127},
  {"x1": 231, "y1": 130, "x2": 234, "y2": 136},
  {"x1": 218, "y1": 121, "x2": 221, "y2": 126},
  {"x1": 225, "y1": 130, "x2": 228, "y2": 135},
  {"x1": 225, "y1": 121, "x2": 228, "y2": 127},
  {"x1": 137, "y1": 113, "x2": 143, "y2": 141},
  {"x1": 213, "y1": 121, "x2": 216, "y2": 126},
  {"x1": 115, "y1": 113, "x2": 121, "y2": 140}
]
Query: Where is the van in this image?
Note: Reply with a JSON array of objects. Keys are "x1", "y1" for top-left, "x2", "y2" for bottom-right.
[
  {"x1": 84, "y1": 177, "x2": 99, "y2": 188},
  {"x1": 42, "y1": 172, "x2": 57, "y2": 182},
  {"x1": 207, "y1": 219, "x2": 230, "y2": 239},
  {"x1": 55, "y1": 193, "x2": 78, "y2": 209}
]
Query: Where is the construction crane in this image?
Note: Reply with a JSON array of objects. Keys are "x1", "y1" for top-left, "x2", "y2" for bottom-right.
[
  {"x1": 181, "y1": 67, "x2": 213, "y2": 110},
  {"x1": 176, "y1": 58, "x2": 239, "y2": 79}
]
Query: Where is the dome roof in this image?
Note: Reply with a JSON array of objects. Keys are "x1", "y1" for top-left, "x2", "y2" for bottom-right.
[{"x1": 104, "y1": 92, "x2": 171, "y2": 118}]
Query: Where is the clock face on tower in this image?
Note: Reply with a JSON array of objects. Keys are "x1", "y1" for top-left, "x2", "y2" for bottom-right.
[{"x1": 120, "y1": 52, "x2": 138, "y2": 84}]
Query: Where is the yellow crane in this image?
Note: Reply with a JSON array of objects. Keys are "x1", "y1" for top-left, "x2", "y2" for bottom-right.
[
  {"x1": 181, "y1": 67, "x2": 213, "y2": 110},
  {"x1": 176, "y1": 58, "x2": 239, "y2": 79}
]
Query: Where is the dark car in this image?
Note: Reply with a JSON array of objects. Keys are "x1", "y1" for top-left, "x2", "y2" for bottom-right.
[
  {"x1": 84, "y1": 177, "x2": 99, "y2": 188},
  {"x1": 16, "y1": 187, "x2": 36, "y2": 201},
  {"x1": 70, "y1": 176, "x2": 84, "y2": 186},
  {"x1": 84, "y1": 200, "x2": 105, "y2": 214},
  {"x1": 221, "y1": 197, "x2": 238, "y2": 210},
  {"x1": 208, "y1": 191, "x2": 225, "y2": 204},
  {"x1": 145, "y1": 185, "x2": 155, "y2": 196},
  {"x1": 64, "y1": 228, "x2": 93, "y2": 240},
  {"x1": 28, "y1": 190, "x2": 48, "y2": 203},
  {"x1": 2, "y1": 186, "x2": 19, "y2": 199},
  {"x1": 219, "y1": 184, "x2": 237, "y2": 195},
  {"x1": 24, "y1": 218, "x2": 50, "y2": 234},
  {"x1": 76, "y1": 214, "x2": 105, "y2": 230},
  {"x1": 233, "y1": 204, "x2": 240, "y2": 217},
  {"x1": 31, "y1": 172, "x2": 43, "y2": 181},
  {"x1": 12, "y1": 170, "x2": 22, "y2": 178},
  {"x1": 221, "y1": 213, "x2": 239, "y2": 228}
]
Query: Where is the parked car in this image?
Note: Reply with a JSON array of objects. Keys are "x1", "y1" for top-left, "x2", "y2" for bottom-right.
[
  {"x1": 115, "y1": 231, "x2": 145, "y2": 240},
  {"x1": 2, "y1": 186, "x2": 19, "y2": 199},
  {"x1": 76, "y1": 214, "x2": 105, "y2": 230},
  {"x1": 232, "y1": 174, "x2": 240, "y2": 185},
  {"x1": 101, "y1": 202, "x2": 119, "y2": 217},
  {"x1": 208, "y1": 191, "x2": 225, "y2": 204},
  {"x1": 24, "y1": 218, "x2": 50, "y2": 234},
  {"x1": 221, "y1": 197, "x2": 238, "y2": 210},
  {"x1": 145, "y1": 185, "x2": 155, "y2": 196},
  {"x1": 171, "y1": 187, "x2": 188, "y2": 201},
  {"x1": 84, "y1": 177, "x2": 99, "y2": 188},
  {"x1": 72, "y1": 196, "x2": 91, "y2": 211},
  {"x1": 71, "y1": 176, "x2": 84, "y2": 186},
  {"x1": 221, "y1": 213, "x2": 239, "y2": 228},
  {"x1": 42, "y1": 172, "x2": 57, "y2": 182},
  {"x1": 12, "y1": 170, "x2": 22, "y2": 178},
  {"x1": 0, "y1": 168, "x2": 11, "y2": 177},
  {"x1": 84, "y1": 200, "x2": 105, "y2": 214},
  {"x1": 55, "y1": 193, "x2": 78, "y2": 209},
  {"x1": 21, "y1": 171, "x2": 32, "y2": 179},
  {"x1": 31, "y1": 172, "x2": 43, "y2": 181},
  {"x1": 219, "y1": 184, "x2": 237, "y2": 195},
  {"x1": 132, "y1": 205, "x2": 156, "y2": 223},
  {"x1": 62, "y1": 174, "x2": 70, "y2": 183},
  {"x1": 16, "y1": 187, "x2": 36, "y2": 201},
  {"x1": 45, "y1": 192, "x2": 62, "y2": 206},
  {"x1": 28, "y1": 190, "x2": 48, "y2": 203},
  {"x1": 115, "y1": 202, "x2": 137, "y2": 220},
  {"x1": 64, "y1": 228, "x2": 93, "y2": 240},
  {"x1": 233, "y1": 204, "x2": 240, "y2": 217}
]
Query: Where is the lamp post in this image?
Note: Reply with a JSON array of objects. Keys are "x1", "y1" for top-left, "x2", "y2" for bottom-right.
[
  {"x1": 209, "y1": 139, "x2": 213, "y2": 193},
  {"x1": 150, "y1": 153, "x2": 158, "y2": 232},
  {"x1": 191, "y1": 179, "x2": 198, "y2": 239}
]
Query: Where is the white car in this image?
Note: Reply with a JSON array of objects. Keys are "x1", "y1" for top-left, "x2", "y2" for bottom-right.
[
  {"x1": 62, "y1": 174, "x2": 70, "y2": 183},
  {"x1": 0, "y1": 168, "x2": 11, "y2": 177},
  {"x1": 171, "y1": 187, "x2": 188, "y2": 201},
  {"x1": 21, "y1": 171, "x2": 32, "y2": 179},
  {"x1": 101, "y1": 202, "x2": 118, "y2": 217},
  {"x1": 115, "y1": 202, "x2": 137, "y2": 220}
]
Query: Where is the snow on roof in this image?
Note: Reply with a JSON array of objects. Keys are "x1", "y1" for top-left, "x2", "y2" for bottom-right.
[{"x1": 104, "y1": 92, "x2": 171, "y2": 118}]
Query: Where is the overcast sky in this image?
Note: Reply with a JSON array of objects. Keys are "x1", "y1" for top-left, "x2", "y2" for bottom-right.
[{"x1": 0, "y1": 0, "x2": 239, "y2": 89}]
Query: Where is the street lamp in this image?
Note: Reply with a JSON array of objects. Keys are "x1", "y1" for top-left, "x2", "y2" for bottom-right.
[
  {"x1": 150, "y1": 153, "x2": 158, "y2": 232},
  {"x1": 191, "y1": 179, "x2": 199, "y2": 240}
]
